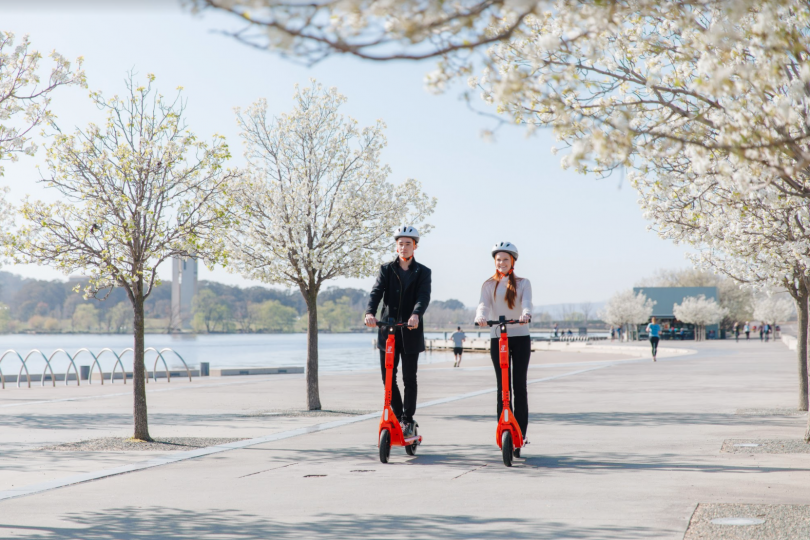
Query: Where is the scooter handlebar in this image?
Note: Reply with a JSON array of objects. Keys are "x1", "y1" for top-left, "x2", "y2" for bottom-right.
[
  {"x1": 376, "y1": 321, "x2": 410, "y2": 329},
  {"x1": 475, "y1": 318, "x2": 530, "y2": 327}
]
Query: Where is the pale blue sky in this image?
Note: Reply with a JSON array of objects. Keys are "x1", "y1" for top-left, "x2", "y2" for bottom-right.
[{"x1": 0, "y1": 2, "x2": 693, "y2": 307}]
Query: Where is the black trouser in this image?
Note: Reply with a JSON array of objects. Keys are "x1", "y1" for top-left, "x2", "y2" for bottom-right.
[
  {"x1": 380, "y1": 348, "x2": 419, "y2": 423},
  {"x1": 490, "y1": 335, "x2": 531, "y2": 437},
  {"x1": 650, "y1": 336, "x2": 659, "y2": 356}
]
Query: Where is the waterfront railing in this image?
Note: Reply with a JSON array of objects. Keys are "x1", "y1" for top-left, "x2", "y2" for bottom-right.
[{"x1": 0, "y1": 347, "x2": 192, "y2": 389}]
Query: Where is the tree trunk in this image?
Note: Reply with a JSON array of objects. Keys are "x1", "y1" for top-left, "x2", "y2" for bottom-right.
[
  {"x1": 132, "y1": 288, "x2": 151, "y2": 441},
  {"x1": 304, "y1": 289, "x2": 322, "y2": 410},
  {"x1": 796, "y1": 287, "x2": 808, "y2": 414}
]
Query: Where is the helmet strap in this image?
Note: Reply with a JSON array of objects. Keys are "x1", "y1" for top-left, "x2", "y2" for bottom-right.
[
  {"x1": 496, "y1": 268, "x2": 513, "y2": 279},
  {"x1": 496, "y1": 258, "x2": 515, "y2": 280}
]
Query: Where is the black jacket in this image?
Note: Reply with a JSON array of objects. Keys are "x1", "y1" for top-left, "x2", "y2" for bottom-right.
[{"x1": 366, "y1": 257, "x2": 432, "y2": 354}]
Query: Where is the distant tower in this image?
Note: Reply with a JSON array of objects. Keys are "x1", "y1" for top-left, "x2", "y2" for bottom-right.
[{"x1": 171, "y1": 257, "x2": 198, "y2": 331}]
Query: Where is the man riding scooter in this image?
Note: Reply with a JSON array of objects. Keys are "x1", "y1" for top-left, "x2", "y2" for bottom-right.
[{"x1": 365, "y1": 226, "x2": 432, "y2": 438}]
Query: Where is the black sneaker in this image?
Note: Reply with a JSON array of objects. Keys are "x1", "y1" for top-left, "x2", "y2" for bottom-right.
[{"x1": 402, "y1": 422, "x2": 414, "y2": 438}]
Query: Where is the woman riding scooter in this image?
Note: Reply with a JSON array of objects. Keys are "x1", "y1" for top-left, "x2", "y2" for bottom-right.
[{"x1": 474, "y1": 242, "x2": 533, "y2": 448}]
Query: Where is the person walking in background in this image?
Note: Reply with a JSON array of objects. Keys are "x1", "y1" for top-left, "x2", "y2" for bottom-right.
[
  {"x1": 451, "y1": 326, "x2": 466, "y2": 367},
  {"x1": 759, "y1": 324, "x2": 764, "y2": 341},
  {"x1": 610, "y1": 326, "x2": 615, "y2": 341},
  {"x1": 554, "y1": 323, "x2": 559, "y2": 338},
  {"x1": 744, "y1": 322, "x2": 750, "y2": 340},
  {"x1": 475, "y1": 241, "x2": 533, "y2": 449},
  {"x1": 646, "y1": 317, "x2": 661, "y2": 361},
  {"x1": 734, "y1": 322, "x2": 740, "y2": 342}
]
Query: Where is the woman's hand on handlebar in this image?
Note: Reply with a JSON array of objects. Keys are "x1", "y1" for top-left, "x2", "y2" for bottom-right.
[
  {"x1": 364, "y1": 314, "x2": 378, "y2": 328},
  {"x1": 474, "y1": 316, "x2": 487, "y2": 327},
  {"x1": 518, "y1": 314, "x2": 531, "y2": 325}
]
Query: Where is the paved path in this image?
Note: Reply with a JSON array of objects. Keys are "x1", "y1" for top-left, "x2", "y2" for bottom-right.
[{"x1": 0, "y1": 341, "x2": 807, "y2": 539}]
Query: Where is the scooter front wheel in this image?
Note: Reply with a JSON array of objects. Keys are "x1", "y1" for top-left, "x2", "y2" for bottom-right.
[
  {"x1": 502, "y1": 431, "x2": 513, "y2": 467},
  {"x1": 379, "y1": 429, "x2": 391, "y2": 463}
]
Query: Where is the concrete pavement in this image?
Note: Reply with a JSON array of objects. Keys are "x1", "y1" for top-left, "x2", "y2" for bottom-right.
[{"x1": 0, "y1": 341, "x2": 808, "y2": 539}]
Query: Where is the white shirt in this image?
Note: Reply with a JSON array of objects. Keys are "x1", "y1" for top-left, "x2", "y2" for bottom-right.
[{"x1": 475, "y1": 276, "x2": 533, "y2": 338}]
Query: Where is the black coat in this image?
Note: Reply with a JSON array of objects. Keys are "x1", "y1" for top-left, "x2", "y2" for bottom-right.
[{"x1": 366, "y1": 257, "x2": 432, "y2": 354}]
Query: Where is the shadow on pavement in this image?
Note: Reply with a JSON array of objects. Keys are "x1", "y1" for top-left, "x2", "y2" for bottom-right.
[
  {"x1": 433, "y1": 411, "x2": 800, "y2": 428},
  {"x1": 0, "y1": 507, "x2": 666, "y2": 539},
  {"x1": 525, "y1": 454, "x2": 810, "y2": 474}
]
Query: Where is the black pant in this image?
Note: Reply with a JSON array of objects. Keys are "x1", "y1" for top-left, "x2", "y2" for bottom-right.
[
  {"x1": 650, "y1": 336, "x2": 659, "y2": 356},
  {"x1": 490, "y1": 335, "x2": 531, "y2": 437},
  {"x1": 380, "y1": 349, "x2": 418, "y2": 423}
]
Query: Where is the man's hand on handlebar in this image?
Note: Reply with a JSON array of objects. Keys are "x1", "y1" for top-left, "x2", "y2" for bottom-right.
[
  {"x1": 364, "y1": 314, "x2": 378, "y2": 328},
  {"x1": 407, "y1": 314, "x2": 419, "y2": 330}
]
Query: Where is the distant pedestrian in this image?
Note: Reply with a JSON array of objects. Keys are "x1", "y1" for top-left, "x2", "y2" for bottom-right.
[
  {"x1": 617, "y1": 326, "x2": 623, "y2": 341},
  {"x1": 764, "y1": 324, "x2": 771, "y2": 342},
  {"x1": 733, "y1": 323, "x2": 739, "y2": 342},
  {"x1": 451, "y1": 326, "x2": 466, "y2": 367},
  {"x1": 567, "y1": 329, "x2": 573, "y2": 337},
  {"x1": 646, "y1": 317, "x2": 661, "y2": 360},
  {"x1": 610, "y1": 327, "x2": 615, "y2": 341},
  {"x1": 759, "y1": 325, "x2": 764, "y2": 341},
  {"x1": 554, "y1": 323, "x2": 559, "y2": 338},
  {"x1": 744, "y1": 322, "x2": 750, "y2": 340}
]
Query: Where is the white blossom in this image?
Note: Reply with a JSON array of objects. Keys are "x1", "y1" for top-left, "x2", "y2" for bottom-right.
[{"x1": 227, "y1": 81, "x2": 436, "y2": 409}]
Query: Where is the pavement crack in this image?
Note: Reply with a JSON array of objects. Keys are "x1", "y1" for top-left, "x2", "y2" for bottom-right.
[
  {"x1": 238, "y1": 462, "x2": 297, "y2": 478},
  {"x1": 452, "y1": 464, "x2": 487, "y2": 479}
]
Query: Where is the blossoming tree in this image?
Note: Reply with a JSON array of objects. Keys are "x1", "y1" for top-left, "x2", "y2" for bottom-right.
[
  {"x1": 673, "y1": 296, "x2": 727, "y2": 342},
  {"x1": 7, "y1": 74, "x2": 237, "y2": 441},
  {"x1": 228, "y1": 82, "x2": 436, "y2": 410},
  {"x1": 0, "y1": 31, "x2": 85, "y2": 174},
  {"x1": 190, "y1": 0, "x2": 537, "y2": 63},
  {"x1": 601, "y1": 290, "x2": 655, "y2": 343},
  {"x1": 753, "y1": 296, "x2": 795, "y2": 332}
]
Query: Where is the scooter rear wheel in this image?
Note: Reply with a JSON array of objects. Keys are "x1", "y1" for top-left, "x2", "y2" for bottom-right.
[
  {"x1": 379, "y1": 429, "x2": 391, "y2": 463},
  {"x1": 502, "y1": 431, "x2": 513, "y2": 467},
  {"x1": 405, "y1": 425, "x2": 418, "y2": 456}
]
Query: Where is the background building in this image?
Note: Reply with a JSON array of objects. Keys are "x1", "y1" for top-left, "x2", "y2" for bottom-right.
[
  {"x1": 171, "y1": 258, "x2": 198, "y2": 331},
  {"x1": 633, "y1": 286, "x2": 720, "y2": 339}
]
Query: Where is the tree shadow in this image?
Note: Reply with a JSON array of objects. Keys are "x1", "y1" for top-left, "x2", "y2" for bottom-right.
[
  {"x1": 0, "y1": 412, "x2": 275, "y2": 430},
  {"x1": 432, "y1": 411, "x2": 801, "y2": 428},
  {"x1": 0, "y1": 506, "x2": 666, "y2": 539},
  {"x1": 524, "y1": 454, "x2": 810, "y2": 475}
]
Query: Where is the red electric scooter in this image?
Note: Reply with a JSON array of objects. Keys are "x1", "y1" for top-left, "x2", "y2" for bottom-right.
[
  {"x1": 478, "y1": 315, "x2": 527, "y2": 467},
  {"x1": 377, "y1": 318, "x2": 422, "y2": 463}
]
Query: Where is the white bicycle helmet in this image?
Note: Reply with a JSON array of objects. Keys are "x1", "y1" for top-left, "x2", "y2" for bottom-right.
[
  {"x1": 394, "y1": 225, "x2": 420, "y2": 242},
  {"x1": 491, "y1": 241, "x2": 519, "y2": 261}
]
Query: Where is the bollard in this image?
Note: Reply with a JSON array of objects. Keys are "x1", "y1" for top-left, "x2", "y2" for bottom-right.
[
  {"x1": 80, "y1": 365, "x2": 90, "y2": 381},
  {"x1": 200, "y1": 362, "x2": 210, "y2": 377}
]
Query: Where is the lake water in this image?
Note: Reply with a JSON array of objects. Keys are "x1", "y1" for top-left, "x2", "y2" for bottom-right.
[
  {"x1": 0, "y1": 331, "x2": 609, "y2": 376},
  {"x1": 0, "y1": 333, "x2": 455, "y2": 375}
]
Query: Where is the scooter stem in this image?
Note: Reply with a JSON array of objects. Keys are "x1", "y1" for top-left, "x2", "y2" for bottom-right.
[
  {"x1": 499, "y1": 327, "x2": 511, "y2": 413},
  {"x1": 384, "y1": 330, "x2": 395, "y2": 408}
]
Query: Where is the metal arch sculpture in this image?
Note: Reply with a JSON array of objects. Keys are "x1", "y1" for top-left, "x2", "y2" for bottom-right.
[
  {"x1": 145, "y1": 347, "x2": 172, "y2": 382},
  {"x1": 158, "y1": 348, "x2": 192, "y2": 382},
  {"x1": 116, "y1": 348, "x2": 151, "y2": 384},
  {"x1": 0, "y1": 346, "x2": 194, "y2": 389},
  {"x1": 24, "y1": 350, "x2": 56, "y2": 387},
  {"x1": 0, "y1": 350, "x2": 30, "y2": 389},
  {"x1": 48, "y1": 349, "x2": 81, "y2": 386},
  {"x1": 96, "y1": 348, "x2": 127, "y2": 384},
  {"x1": 72, "y1": 348, "x2": 105, "y2": 385}
]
